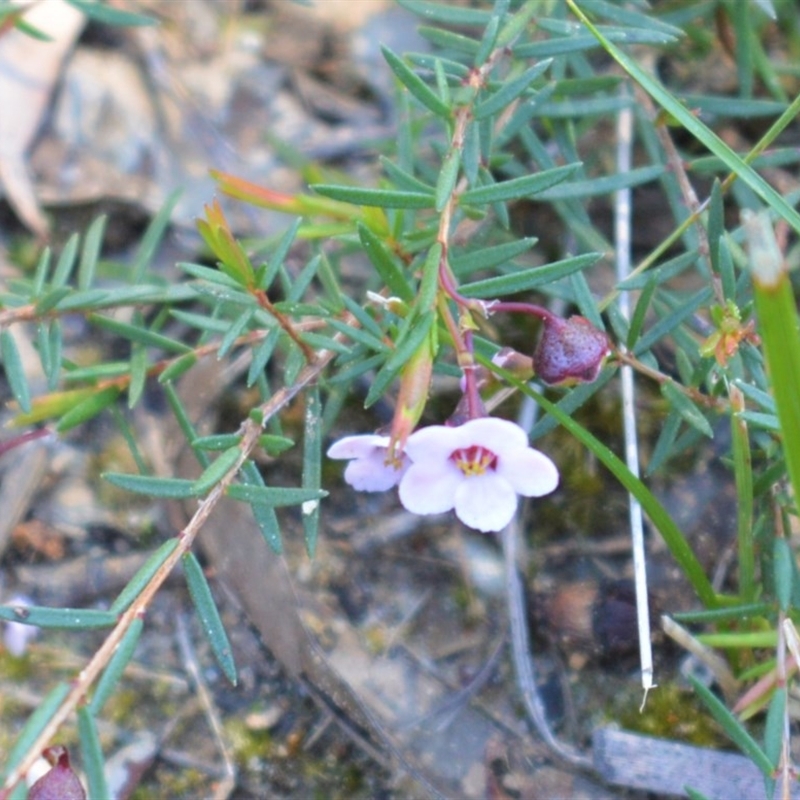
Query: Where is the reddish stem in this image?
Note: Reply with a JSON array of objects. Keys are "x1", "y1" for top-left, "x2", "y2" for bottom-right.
[
  {"x1": 490, "y1": 301, "x2": 558, "y2": 323},
  {"x1": 0, "y1": 427, "x2": 53, "y2": 458}
]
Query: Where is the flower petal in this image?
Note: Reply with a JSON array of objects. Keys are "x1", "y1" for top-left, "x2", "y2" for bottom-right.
[
  {"x1": 453, "y1": 472, "x2": 518, "y2": 532},
  {"x1": 344, "y1": 450, "x2": 406, "y2": 492},
  {"x1": 497, "y1": 448, "x2": 559, "y2": 497},
  {"x1": 403, "y1": 425, "x2": 460, "y2": 463},
  {"x1": 398, "y1": 460, "x2": 461, "y2": 515},
  {"x1": 327, "y1": 434, "x2": 390, "y2": 460},
  {"x1": 458, "y1": 417, "x2": 528, "y2": 459}
]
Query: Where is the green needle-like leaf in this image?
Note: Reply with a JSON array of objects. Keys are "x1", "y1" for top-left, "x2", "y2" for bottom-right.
[
  {"x1": 302, "y1": 386, "x2": 323, "y2": 557},
  {"x1": 103, "y1": 473, "x2": 200, "y2": 499},
  {"x1": 312, "y1": 184, "x2": 435, "y2": 209},
  {"x1": 381, "y1": 45, "x2": 451, "y2": 118},
  {"x1": 78, "y1": 708, "x2": 109, "y2": 800},
  {"x1": 0, "y1": 605, "x2": 117, "y2": 629},
  {"x1": 460, "y1": 162, "x2": 580, "y2": 205},
  {"x1": 2, "y1": 683, "x2": 70, "y2": 781},
  {"x1": 689, "y1": 675, "x2": 774, "y2": 778},
  {"x1": 1, "y1": 329, "x2": 31, "y2": 413},
  {"x1": 183, "y1": 552, "x2": 237, "y2": 685}
]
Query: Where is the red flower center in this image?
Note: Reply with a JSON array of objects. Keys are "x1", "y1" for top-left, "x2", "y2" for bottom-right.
[{"x1": 451, "y1": 444, "x2": 498, "y2": 477}]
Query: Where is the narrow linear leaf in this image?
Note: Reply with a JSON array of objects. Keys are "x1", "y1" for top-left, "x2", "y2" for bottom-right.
[
  {"x1": 685, "y1": 789, "x2": 713, "y2": 800},
  {"x1": 2, "y1": 683, "x2": 70, "y2": 780},
  {"x1": 89, "y1": 313, "x2": 193, "y2": 355},
  {"x1": 90, "y1": 618, "x2": 144, "y2": 715},
  {"x1": 661, "y1": 381, "x2": 713, "y2": 438},
  {"x1": 473, "y1": 8, "x2": 500, "y2": 65},
  {"x1": 159, "y1": 352, "x2": 198, "y2": 384},
  {"x1": 739, "y1": 411, "x2": 779, "y2": 432},
  {"x1": 419, "y1": 243, "x2": 442, "y2": 311},
  {"x1": 132, "y1": 189, "x2": 182, "y2": 282},
  {"x1": 340, "y1": 293, "x2": 385, "y2": 340},
  {"x1": 418, "y1": 25, "x2": 481, "y2": 55},
  {"x1": 731, "y1": 395, "x2": 754, "y2": 601},
  {"x1": 1, "y1": 329, "x2": 31, "y2": 413},
  {"x1": 474, "y1": 60, "x2": 552, "y2": 120},
  {"x1": 302, "y1": 386, "x2": 322, "y2": 557},
  {"x1": 379, "y1": 157, "x2": 436, "y2": 193},
  {"x1": 463, "y1": 118, "x2": 481, "y2": 186},
  {"x1": 399, "y1": 0, "x2": 491, "y2": 25},
  {"x1": 381, "y1": 44, "x2": 451, "y2": 118},
  {"x1": 451, "y1": 237, "x2": 538, "y2": 276},
  {"x1": 774, "y1": 537, "x2": 793, "y2": 612},
  {"x1": 646, "y1": 408, "x2": 682, "y2": 475},
  {"x1": 103, "y1": 472, "x2": 199, "y2": 499},
  {"x1": 218, "y1": 307, "x2": 255, "y2": 359},
  {"x1": 327, "y1": 318, "x2": 389, "y2": 353},
  {"x1": 46, "y1": 319, "x2": 63, "y2": 390},
  {"x1": 697, "y1": 631, "x2": 776, "y2": 648},
  {"x1": 312, "y1": 184, "x2": 435, "y2": 209},
  {"x1": 689, "y1": 675, "x2": 774, "y2": 777},
  {"x1": 52, "y1": 233, "x2": 79, "y2": 287},
  {"x1": 64, "y1": 0, "x2": 155, "y2": 25},
  {"x1": 626, "y1": 276, "x2": 657, "y2": 349},
  {"x1": 672, "y1": 603, "x2": 772, "y2": 624},
  {"x1": 460, "y1": 252, "x2": 600, "y2": 297},
  {"x1": 191, "y1": 446, "x2": 242, "y2": 496},
  {"x1": 241, "y1": 461, "x2": 283, "y2": 553},
  {"x1": 110, "y1": 539, "x2": 180, "y2": 615},
  {"x1": 535, "y1": 164, "x2": 665, "y2": 200},
  {"x1": 0, "y1": 605, "x2": 117, "y2": 629},
  {"x1": 329, "y1": 352, "x2": 386, "y2": 386},
  {"x1": 616, "y1": 251, "x2": 698, "y2": 290},
  {"x1": 226, "y1": 483, "x2": 327, "y2": 508},
  {"x1": 192, "y1": 434, "x2": 243, "y2": 452},
  {"x1": 718, "y1": 239, "x2": 736, "y2": 301},
  {"x1": 182, "y1": 551, "x2": 237, "y2": 685},
  {"x1": 128, "y1": 314, "x2": 148, "y2": 409},
  {"x1": 247, "y1": 328, "x2": 280, "y2": 387},
  {"x1": 436, "y1": 147, "x2": 461, "y2": 211},
  {"x1": 34, "y1": 286, "x2": 73, "y2": 314},
  {"x1": 177, "y1": 261, "x2": 246, "y2": 289},
  {"x1": 56, "y1": 385, "x2": 121, "y2": 432},
  {"x1": 633, "y1": 287, "x2": 713, "y2": 355},
  {"x1": 77, "y1": 707, "x2": 109, "y2": 800},
  {"x1": 78, "y1": 214, "x2": 106, "y2": 290},
  {"x1": 569, "y1": 270, "x2": 604, "y2": 328},
  {"x1": 365, "y1": 311, "x2": 434, "y2": 408},
  {"x1": 764, "y1": 689, "x2": 786, "y2": 771},
  {"x1": 460, "y1": 162, "x2": 580, "y2": 205},
  {"x1": 707, "y1": 179, "x2": 723, "y2": 273},
  {"x1": 31, "y1": 246, "x2": 52, "y2": 296}
]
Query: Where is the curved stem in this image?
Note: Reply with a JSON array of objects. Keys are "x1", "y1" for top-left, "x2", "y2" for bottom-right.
[{"x1": 491, "y1": 300, "x2": 559, "y2": 323}]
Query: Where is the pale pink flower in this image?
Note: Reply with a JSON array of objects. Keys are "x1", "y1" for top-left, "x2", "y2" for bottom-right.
[
  {"x1": 327, "y1": 434, "x2": 410, "y2": 492},
  {"x1": 398, "y1": 418, "x2": 558, "y2": 532}
]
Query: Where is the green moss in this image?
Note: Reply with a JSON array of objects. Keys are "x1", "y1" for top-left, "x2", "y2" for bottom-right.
[
  {"x1": 225, "y1": 716, "x2": 274, "y2": 764},
  {"x1": 610, "y1": 681, "x2": 727, "y2": 747},
  {"x1": 130, "y1": 767, "x2": 206, "y2": 800}
]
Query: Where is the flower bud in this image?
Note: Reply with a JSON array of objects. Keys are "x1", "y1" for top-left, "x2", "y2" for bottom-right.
[
  {"x1": 533, "y1": 315, "x2": 609, "y2": 386},
  {"x1": 29, "y1": 747, "x2": 86, "y2": 800},
  {"x1": 388, "y1": 331, "x2": 435, "y2": 459}
]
